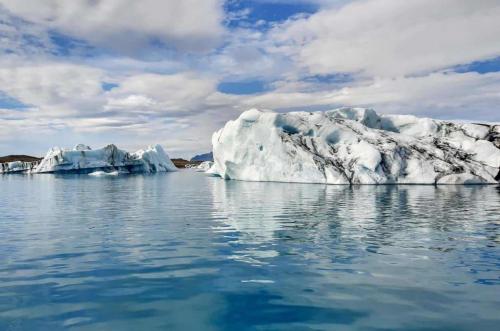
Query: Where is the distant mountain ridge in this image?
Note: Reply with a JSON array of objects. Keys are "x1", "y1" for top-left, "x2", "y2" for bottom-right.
[{"x1": 190, "y1": 152, "x2": 213, "y2": 162}]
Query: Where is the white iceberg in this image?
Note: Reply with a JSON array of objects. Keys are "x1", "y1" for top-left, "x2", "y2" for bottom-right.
[
  {"x1": 0, "y1": 160, "x2": 39, "y2": 174},
  {"x1": 211, "y1": 108, "x2": 500, "y2": 185},
  {"x1": 88, "y1": 170, "x2": 121, "y2": 177},
  {"x1": 32, "y1": 144, "x2": 177, "y2": 174},
  {"x1": 194, "y1": 161, "x2": 214, "y2": 172},
  {"x1": 184, "y1": 160, "x2": 213, "y2": 172}
]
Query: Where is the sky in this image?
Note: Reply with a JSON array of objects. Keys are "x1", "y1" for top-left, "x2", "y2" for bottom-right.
[{"x1": 0, "y1": 0, "x2": 500, "y2": 158}]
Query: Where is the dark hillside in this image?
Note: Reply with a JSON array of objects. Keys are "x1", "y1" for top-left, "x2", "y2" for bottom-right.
[
  {"x1": 0, "y1": 155, "x2": 42, "y2": 163},
  {"x1": 171, "y1": 158, "x2": 202, "y2": 168}
]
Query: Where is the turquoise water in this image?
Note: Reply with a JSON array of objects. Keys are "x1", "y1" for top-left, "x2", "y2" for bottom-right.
[{"x1": 1, "y1": 172, "x2": 499, "y2": 330}]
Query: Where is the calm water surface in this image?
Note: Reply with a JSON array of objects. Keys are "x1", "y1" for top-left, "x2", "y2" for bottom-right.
[{"x1": 1, "y1": 171, "x2": 499, "y2": 330}]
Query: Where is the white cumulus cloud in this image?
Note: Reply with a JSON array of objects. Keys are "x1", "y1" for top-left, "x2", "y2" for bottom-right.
[
  {"x1": 272, "y1": 0, "x2": 500, "y2": 76},
  {"x1": 0, "y1": 0, "x2": 225, "y2": 53},
  {"x1": 0, "y1": 62, "x2": 106, "y2": 116}
]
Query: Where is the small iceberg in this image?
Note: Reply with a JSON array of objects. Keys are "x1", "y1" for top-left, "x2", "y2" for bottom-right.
[
  {"x1": 88, "y1": 170, "x2": 121, "y2": 177},
  {"x1": 32, "y1": 144, "x2": 177, "y2": 174},
  {"x1": 0, "y1": 160, "x2": 39, "y2": 174},
  {"x1": 185, "y1": 160, "x2": 213, "y2": 172},
  {"x1": 194, "y1": 161, "x2": 214, "y2": 172}
]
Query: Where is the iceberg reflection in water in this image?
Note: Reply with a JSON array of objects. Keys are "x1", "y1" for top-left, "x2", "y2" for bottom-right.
[{"x1": 0, "y1": 172, "x2": 499, "y2": 330}]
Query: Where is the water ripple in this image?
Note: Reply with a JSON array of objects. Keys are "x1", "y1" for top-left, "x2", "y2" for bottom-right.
[{"x1": 0, "y1": 172, "x2": 499, "y2": 330}]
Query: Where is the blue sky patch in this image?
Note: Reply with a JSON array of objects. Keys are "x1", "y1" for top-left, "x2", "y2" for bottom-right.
[
  {"x1": 225, "y1": 0, "x2": 318, "y2": 28},
  {"x1": 453, "y1": 56, "x2": 500, "y2": 74},
  {"x1": 102, "y1": 82, "x2": 119, "y2": 91},
  {"x1": 0, "y1": 93, "x2": 29, "y2": 110},
  {"x1": 218, "y1": 80, "x2": 268, "y2": 95},
  {"x1": 49, "y1": 31, "x2": 96, "y2": 57}
]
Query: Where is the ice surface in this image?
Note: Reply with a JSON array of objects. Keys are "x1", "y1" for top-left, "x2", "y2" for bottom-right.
[
  {"x1": 88, "y1": 170, "x2": 121, "y2": 176},
  {"x1": 195, "y1": 161, "x2": 214, "y2": 172},
  {"x1": 0, "y1": 160, "x2": 39, "y2": 174},
  {"x1": 211, "y1": 108, "x2": 500, "y2": 184},
  {"x1": 32, "y1": 144, "x2": 177, "y2": 174}
]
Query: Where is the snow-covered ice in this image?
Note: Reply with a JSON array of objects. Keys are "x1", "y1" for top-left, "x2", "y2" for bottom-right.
[
  {"x1": 194, "y1": 161, "x2": 214, "y2": 172},
  {"x1": 185, "y1": 160, "x2": 214, "y2": 172},
  {"x1": 32, "y1": 144, "x2": 177, "y2": 174},
  {"x1": 129, "y1": 144, "x2": 177, "y2": 173},
  {"x1": 211, "y1": 108, "x2": 500, "y2": 185},
  {"x1": 88, "y1": 170, "x2": 121, "y2": 177},
  {"x1": 0, "y1": 160, "x2": 39, "y2": 174}
]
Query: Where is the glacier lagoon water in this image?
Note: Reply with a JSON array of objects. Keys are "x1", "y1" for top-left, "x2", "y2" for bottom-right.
[{"x1": 1, "y1": 171, "x2": 499, "y2": 330}]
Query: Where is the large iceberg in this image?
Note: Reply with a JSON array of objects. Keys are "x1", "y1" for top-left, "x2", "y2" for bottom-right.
[
  {"x1": 32, "y1": 144, "x2": 177, "y2": 174},
  {"x1": 211, "y1": 108, "x2": 500, "y2": 185}
]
